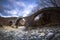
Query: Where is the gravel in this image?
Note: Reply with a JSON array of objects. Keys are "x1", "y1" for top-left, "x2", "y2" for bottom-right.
[{"x1": 0, "y1": 26, "x2": 60, "y2": 40}]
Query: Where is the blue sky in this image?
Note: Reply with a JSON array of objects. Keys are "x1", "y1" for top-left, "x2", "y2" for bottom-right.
[
  {"x1": 0, "y1": 0, "x2": 38, "y2": 17},
  {"x1": 0, "y1": 0, "x2": 60, "y2": 17}
]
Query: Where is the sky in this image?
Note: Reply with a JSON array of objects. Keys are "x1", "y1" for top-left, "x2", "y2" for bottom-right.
[
  {"x1": 0, "y1": 0, "x2": 60, "y2": 17},
  {"x1": 0, "y1": 0, "x2": 38, "y2": 17}
]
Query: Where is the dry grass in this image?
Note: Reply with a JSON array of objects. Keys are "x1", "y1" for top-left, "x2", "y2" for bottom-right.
[
  {"x1": 0, "y1": 26, "x2": 26, "y2": 32},
  {"x1": 0, "y1": 26, "x2": 16, "y2": 31}
]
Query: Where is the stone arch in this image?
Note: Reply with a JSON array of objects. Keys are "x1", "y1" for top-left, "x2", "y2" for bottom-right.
[
  {"x1": 15, "y1": 17, "x2": 23, "y2": 28},
  {"x1": 15, "y1": 7, "x2": 60, "y2": 28},
  {"x1": 9, "y1": 20, "x2": 13, "y2": 26},
  {"x1": 24, "y1": 7, "x2": 60, "y2": 27}
]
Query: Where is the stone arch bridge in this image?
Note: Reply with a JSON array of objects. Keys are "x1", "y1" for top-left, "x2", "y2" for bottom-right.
[{"x1": 15, "y1": 7, "x2": 60, "y2": 28}]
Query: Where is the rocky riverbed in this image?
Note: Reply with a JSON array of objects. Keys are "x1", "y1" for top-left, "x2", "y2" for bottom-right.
[{"x1": 0, "y1": 26, "x2": 60, "y2": 40}]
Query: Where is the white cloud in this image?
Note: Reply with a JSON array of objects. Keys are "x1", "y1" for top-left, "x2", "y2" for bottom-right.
[
  {"x1": 0, "y1": 13, "x2": 3, "y2": 16},
  {"x1": 16, "y1": 1, "x2": 26, "y2": 7},
  {"x1": 8, "y1": 0, "x2": 26, "y2": 8},
  {"x1": 1, "y1": 0, "x2": 37, "y2": 17},
  {"x1": 23, "y1": 4, "x2": 37, "y2": 17},
  {"x1": 4, "y1": 10, "x2": 17, "y2": 16},
  {"x1": 7, "y1": 10, "x2": 17, "y2": 14},
  {"x1": 1, "y1": 14, "x2": 19, "y2": 17},
  {"x1": 3, "y1": 3, "x2": 37, "y2": 17}
]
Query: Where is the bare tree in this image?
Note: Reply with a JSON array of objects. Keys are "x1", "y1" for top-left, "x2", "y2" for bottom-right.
[
  {"x1": 50, "y1": 0, "x2": 58, "y2": 7},
  {"x1": 37, "y1": 0, "x2": 60, "y2": 9}
]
